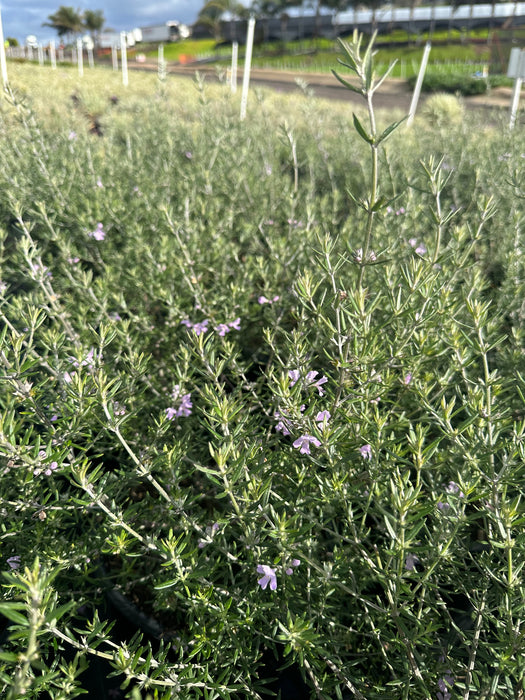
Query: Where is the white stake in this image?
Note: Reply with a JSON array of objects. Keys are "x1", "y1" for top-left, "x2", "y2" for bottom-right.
[
  {"x1": 158, "y1": 43, "x2": 166, "y2": 80},
  {"x1": 120, "y1": 32, "x2": 128, "y2": 87},
  {"x1": 58, "y1": 47, "x2": 64, "y2": 62},
  {"x1": 231, "y1": 41, "x2": 238, "y2": 93},
  {"x1": 112, "y1": 43, "x2": 118, "y2": 71},
  {"x1": 50, "y1": 40, "x2": 56, "y2": 69},
  {"x1": 77, "y1": 38, "x2": 83, "y2": 76},
  {"x1": 407, "y1": 41, "x2": 431, "y2": 127},
  {"x1": 508, "y1": 48, "x2": 525, "y2": 130},
  {"x1": 0, "y1": 8, "x2": 8, "y2": 87},
  {"x1": 88, "y1": 46, "x2": 94, "y2": 68},
  {"x1": 38, "y1": 43, "x2": 44, "y2": 65},
  {"x1": 240, "y1": 17, "x2": 255, "y2": 120}
]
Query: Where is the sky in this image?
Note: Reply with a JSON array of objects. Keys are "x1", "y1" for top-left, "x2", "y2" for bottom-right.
[{"x1": 0, "y1": 0, "x2": 205, "y2": 44}]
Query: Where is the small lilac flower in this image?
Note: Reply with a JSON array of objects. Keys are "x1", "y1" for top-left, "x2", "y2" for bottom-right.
[
  {"x1": 285, "y1": 559, "x2": 300, "y2": 575},
  {"x1": 181, "y1": 319, "x2": 209, "y2": 336},
  {"x1": 437, "y1": 672, "x2": 454, "y2": 700},
  {"x1": 68, "y1": 130, "x2": 77, "y2": 140},
  {"x1": 257, "y1": 564, "x2": 277, "y2": 591},
  {"x1": 96, "y1": 178, "x2": 103, "y2": 188},
  {"x1": 7, "y1": 556, "x2": 21, "y2": 570},
  {"x1": 306, "y1": 371, "x2": 328, "y2": 396},
  {"x1": 89, "y1": 223, "x2": 105, "y2": 241},
  {"x1": 68, "y1": 256, "x2": 80, "y2": 264},
  {"x1": 215, "y1": 323, "x2": 230, "y2": 336},
  {"x1": 228, "y1": 317, "x2": 241, "y2": 331},
  {"x1": 293, "y1": 435, "x2": 321, "y2": 455},
  {"x1": 437, "y1": 501, "x2": 450, "y2": 512},
  {"x1": 354, "y1": 248, "x2": 363, "y2": 263},
  {"x1": 185, "y1": 151, "x2": 193, "y2": 159},
  {"x1": 396, "y1": 207, "x2": 406, "y2": 215},
  {"x1": 315, "y1": 410, "x2": 331, "y2": 424},
  {"x1": 408, "y1": 238, "x2": 418, "y2": 248},
  {"x1": 258, "y1": 295, "x2": 280, "y2": 305},
  {"x1": 403, "y1": 373, "x2": 413, "y2": 385},
  {"x1": 386, "y1": 206, "x2": 393, "y2": 214},
  {"x1": 405, "y1": 553, "x2": 419, "y2": 571},
  {"x1": 288, "y1": 369, "x2": 300, "y2": 386},
  {"x1": 176, "y1": 394, "x2": 192, "y2": 417},
  {"x1": 415, "y1": 244, "x2": 427, "y2": 255},
  {"x1": 165, "y1": 407, "x2": 177, "y2": 420},
  {"x1": 63, "y1": 371, "x2": 76, "y2": 383},
  {"x1": 359, "y1": 444, "x2": 372, "y2": 460},
  {"x1": 44, "y1": 461, "x2": 58, "y2": 476},
  {"x1": 445, "y1": 481, "x2": 464, "y2": 497},
  {"x1": 113, "y1": 402, "x2": 126, "y2": 416},
  {"x1": 274, "y1": 410, "x2": 292, "y2": 436}
]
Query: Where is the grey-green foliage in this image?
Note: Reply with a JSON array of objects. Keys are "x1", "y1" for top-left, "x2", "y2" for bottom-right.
[{"x1": 0, "y1": 45, "x2": 524, "y2": 699}]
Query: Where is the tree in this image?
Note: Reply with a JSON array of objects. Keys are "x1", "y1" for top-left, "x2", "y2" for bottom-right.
[
  {"x1": 83, "y1": 9, "x2": 105, "y2": 47},
  {"x1": 43, "y1": 6, "x2": 83, "y2": 44},
  {"x1": 196, "y1": 0, "x2": 249, "y2": 41}
]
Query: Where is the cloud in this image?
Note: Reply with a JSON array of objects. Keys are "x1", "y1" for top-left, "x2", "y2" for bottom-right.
[{"x1": 2, "y1": 0, "x2": 201, "y2": 44}]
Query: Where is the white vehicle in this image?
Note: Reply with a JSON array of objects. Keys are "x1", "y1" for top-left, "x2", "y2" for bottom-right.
[
  {"x1": 138, "y1": 21, "x2": 190, "y2": 43},
  {"x1": 98, "y1": 31, "x2": 136, "y2": 49}
]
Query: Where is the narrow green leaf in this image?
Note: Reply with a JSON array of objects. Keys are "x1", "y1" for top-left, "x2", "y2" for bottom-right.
[
  {"x1": 376, "y1": 117, "x2": 407, "y2": 145},
  {"x1": 353, "y1": 113, "x2": 374, "y2": 144},
  {"x1": 331, "y1": 70, "x2": 362, "y2": 95}
]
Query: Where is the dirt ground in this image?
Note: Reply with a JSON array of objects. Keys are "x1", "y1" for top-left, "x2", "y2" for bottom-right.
[{"x1": 160, "y1": 63, "x2": 519, "y2": 115}]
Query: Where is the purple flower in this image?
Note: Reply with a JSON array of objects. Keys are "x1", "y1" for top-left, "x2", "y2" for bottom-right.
[
  {"x1": 68, "y1": 130, "x2": 77, "y2": 140},
  {"x1": 445, "y1": 481, "x2": 464, "y2": 497},
  {"x1": 289, "y1": 369, "x2": 328, "y2": 395},
  {"x1": 275, "y1": 420, "x2": 291, "y2": 436},
  {"x1": 415, "y1": 244, "x2": 427, "y2": 255},
  {"x1": 7, "y1": 556, "x2": 21, "y2": 570},
  {"x1": 258, "y1": 295, "x2": 279, "y2": 305},
  {"x1": 403, "y1": 373, "x2": 413, "y2": 385},
  {"x1": 437, "y1": 501, "x2": 450, "y2": 512},
  {"x1": 228, "y1": 317, "x2": 241, "y2": 331},
  {"x1": 176, "y1": 393, "x2": 192, "y2": 417},
  {"x1": 89, "y1": 223, "x2": 106, "y2": 241},
  {"x1": 96, "y1": 178, "x2": 103, "y2": 188},
  {"x1": 306, "y1": 371, "x2": 328, "y2": 396},
  {"x1": 43, "y1": 461, "x2": 58, "y2": 476},
  {"x1": 405, "y1": 553, "x2": 419, "y2": 571},
  {"x1": 257, "y1": 564, "x2": 277, "y2": 591},
  {"x1": 359, "y1": 444, "x2": 372, "y2": 460},
  {"x1": 315, "y1": 410, "x2": 331, "y2": 424},
  {"x1": 215, "y1": 323, "x2": 230, "y2": 336},
  {"x1": 293, "y1": 435, "x2": 321, "y2": 455},
  {"x1": 437, "y1": 671, "x2": 454, "y2": 700},
  {"x1": 288, "y1": 369, "x2": 300, "y2": 387},
  {"x1": 166, "y1": 389, "x2": 192, "y2": 420},
  {"x1": 185, "y1": 151, "x2": 193, "y2": 159},
  {"x1": 181, "y1": 319, "x2": 209, "y2": 336}
]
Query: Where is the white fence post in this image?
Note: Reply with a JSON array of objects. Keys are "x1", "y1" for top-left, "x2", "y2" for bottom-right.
[
  {"x1": 88, "y1": 46, "x2": 94, "y2": 68},
  {"x1": 120, "y1": 32, "x2": 128, "y2": 86},
  {"x1": 38, "y1": 44, "x2": 44, "y2": 66},
  {"x1": 231, "y1": 41, "x2": 238, "y2": 93},
  {"x1": 240, "y1": 17, "x2": 255, "y2": 120},
  {"x1": 407, "y1": 41, "x2": 431, "y2": 127},
  {"x1": 112, "y1": 43, "x2": 118, "y2": 71},
  {"x1": 507, "y1": 47, "x2": 525, "y2": 129},
  {"x1": 0, "y1": 8, "x2": 8, "y2": 87},
  {"x1": 50, "y1": 40, "x2": 56, "y2": 69},
  {"x1": 77, "y1": 38, "x2": 83, "y2": 76}
]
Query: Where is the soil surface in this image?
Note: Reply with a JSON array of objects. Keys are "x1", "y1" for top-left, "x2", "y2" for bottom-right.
[{"x1": 132, "y1": 61, "x2": 520, "y2": 115}]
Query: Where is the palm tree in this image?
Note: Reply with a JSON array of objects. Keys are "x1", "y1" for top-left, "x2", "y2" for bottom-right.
[
  {"x1": 43, "y1": 6, "x2": 83, "y2": 45},
  {"x1": 83, "y1": 9, "x2": 105, "y2": 48}
]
